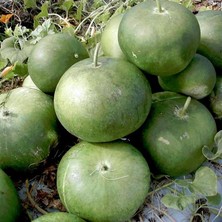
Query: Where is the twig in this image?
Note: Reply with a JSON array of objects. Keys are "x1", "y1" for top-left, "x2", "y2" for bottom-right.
[
  {"x1": 146, "y1": 202, "x2": 177, "y2": 222},
  {"x1": 147, "y1": 181, "x2": 174, "y2": 196},
  {"x1": 139, "y1": 214, "x2": 144, "y2": 222},
  {"x1": 25, "y1": 179, "x2": 48, "y2": 215},
  {"x1": 74, "y1": 0, "x2": 119, "y2": 34},
  {"x1": 212, "y1": 205, "x2": 222, "y2": 222},
  {"x1": 190, "y1": 213, "x2": 205, "y2": 222},
  {"x1": 48, "y1": 13, "x2": 72, "y2": 27},
  {"x1": 0, "y1": 4, "x2": 21, "y2": 24}
]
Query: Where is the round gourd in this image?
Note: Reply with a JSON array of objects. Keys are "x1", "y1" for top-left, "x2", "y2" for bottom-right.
[
  {"x1": 136, "y1": 92, "x2": 217, "y2": 177},
  {"x1": 57, "y1": 140, "x2": 150, "y2": 222},
  {"x1": 0, "y1": 87, "x2": 59, "y2": 171},
  {"x1": 22, "y1": 75, "x2": 39, "y2": 90},
  {"x1": 0, "y1": 168, "x2": 21, "y2": 222},
  {"x1": 196, "y1": 10, "x2": 222, "y2": 70},
  {"x1": 210, "y1": 76, "x2": 222, "y2": 120},
  {"x1": 101, "y1": 13, "x2": 126, "y2": 59},
  {"x1": 32, "y1": 212, "x2": 86, "y2": 222},
  {"x1": 118, "y1": 0, "x2": 200, "y2": 76},
  {"x1": 28, "y1": 33, "x2": 89, "y2": 93},
  {"x1": 54, "y1": 56, "x2": 152, "y2": 142},
  {"x1": 158, "y1": 54, "x2": 216, "y2": 99}
]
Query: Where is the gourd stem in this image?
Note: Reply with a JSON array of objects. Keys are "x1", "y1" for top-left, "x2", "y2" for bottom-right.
[
  {"x1": 181, "y1": 97, "x2": 191, "y2": 116},
  {"x1": 93, "y1": 42, "x2": 100, "y2": 67},
  {"x1": 155, "y1": 0, "x2": 163, "y2": 13}
]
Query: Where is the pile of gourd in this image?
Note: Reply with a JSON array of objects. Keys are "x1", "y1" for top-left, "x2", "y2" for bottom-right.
[{"x1": 0, "y1": 0, "x2": 222, "y2": 221}]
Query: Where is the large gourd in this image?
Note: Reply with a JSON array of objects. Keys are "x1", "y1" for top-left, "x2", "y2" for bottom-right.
[
  {"x1": 118, "y1": 0, "x2": 200, "y2": 76},
  {"x1": 54, "y1": 52, "x2": 152, "y2": 142},
  {"x1": 0, "y1": 87, "x2": 59, "y2": 171}
]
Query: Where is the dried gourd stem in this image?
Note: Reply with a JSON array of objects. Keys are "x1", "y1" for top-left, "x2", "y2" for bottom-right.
[
  {"x1": 74, "y1": 0, "x2": 119, "y2": 33},
  {"x1": 85, "y1": 4, "x2": 117, "y2": 37},
  {"x1": 146, "y1": 203, "x2": 177, "y2": 222},
  {"x1": 93, "y1": 43, "x2": 101, "y2": 68},
  {"x1": 181, "y1": 96, "x2": 191, "y2": 116},
  {"x1": 139, "y1": 214, "x2": 144, "y2": 222},
  {"x1": 25, "y1": 179, "x2": 48, "y2": 215},
  {"x1": 155, "y1": 0, "x2": 163, "y2": 13},
  {"x1": 147, "y1": 180, "x2": 174, "y2": 196},
  {"x1": 48, "y1": 13, "x2": 71, "y2": 27}
]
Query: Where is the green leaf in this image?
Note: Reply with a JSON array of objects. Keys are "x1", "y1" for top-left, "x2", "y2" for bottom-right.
[
  {"x1": 13, "y1": 24, "x2": 30, "y2": 38},
  {"x1": 91, "y1": 0, "x2": 104, "y2": 10},
  {"x1": 30, "y1": 19, "x2": 56, "y2": 44},
  {"x1": 207, "y1": 193, "x2": 222, "y2": 206},
  {"x1": 0, "y1": 37, "x2": 28, "y2": 64},
  {"x1": 0, "y1": 37, "x2": 33, "y2": 64},
  {"x1": 175, "y1": 178, "x2": 192, "y2": 187},
  {"x1": 214, "y1": 130, "x2": 222, "y2": 145},
  {"x1": 62, "y1": 26, "x2": 76, "y2": 36},
  {"x1": 34, "y1": 1, "x2": 49, "y2": 27},
  {"x1": 84, "y1": 32, "x2": 102, "y2": 55},
  {"x1": 75, "y1": 1, "x2": 84, "y2": 22},
  {"x1": 23, "y1": 0, "x2": 37, "y2": 9},
  {"x1": 22, "y1": 41, "x2": 34, "y2": 58},
  {"x1": 189, "y1": 166, "x2": 218, "y2": 196},
  {"x1": 60, "y1": 0, "x2": 74, "y2": 13},
  {"x1": 202, "y1": 145, "x2": 222, "y2": 161},
  {"x1": 12, "y1": 62, "x2": 28, "y2": 77},
  {"x1": 161, "y1": 193, "x2": 196, "y2": 210},
  {"x1": 0, "y1": 56, "x2": 8, "y2": 70},
  {"x1": 112, "y1": 5, "x2": 125, "y2": 18},
  {"x1": 96, "y1": 10, "x2": 111, "y2": 24},
  {"x1": 4, "y1": 27, "x2": 13, "y2": 37},
  {"x1": 202, "y1": 130, "x2": 222, "y2": 161}
]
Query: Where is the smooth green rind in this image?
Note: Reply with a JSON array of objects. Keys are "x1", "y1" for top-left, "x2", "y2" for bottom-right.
[
  {"x1": 57, "y1": 141, "x2": 150, "y2": 222},
  {"x1": 196, "y1": 10, "x2": 222, "y2": 70},
  {"x1": 28, "y1": 33, "x2": 89, "y2": 93},
  {"x1": 101, "y1": 13, "x2": 126, "y2": 59},
  {"x1": 210, "y1": 76, "x2": 222, "y2": 119},
  {"x1": 22, "y1": 75, "x2": 40, "y2": 90},
  {"x1": 54, "y1": 57, "x2": 152, "y2": 142},
  {"x1": 138, "y1": 92, "x2": 217, "y2": 177},
  {"x1": 0, "y1": 168, "x2": 21, "y2": 222},
  {"x1": 0, "y1": 87, "x2": 59, "y2": 171},
  {"x1": 32, "y1": 212, "x2": 86, "y2": 222},
  {"x1": 158, "y1": 54, "x2": 216, "y2": 99},
  {"x1": 118, "y1": 0, "x2": 200, "y2": 76}
]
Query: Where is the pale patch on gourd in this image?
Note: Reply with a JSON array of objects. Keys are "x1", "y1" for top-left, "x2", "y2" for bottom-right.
[
  {"x1": 174, "y1": 106, "x2": 189, "y2": 120},
  {"x1": 32, "y1": 146, "x2": 42, "y2": 157},
  {"x1": 153, "y1": 7, "x2": 169, "y2": 15},
  {"x1": 187, "y1": 86, "x2": 209, "y2": 99},
  {"x1": 158, "y1": 137, "x2": 170, "y2": 145},
  {"x1": 111, "y1": 88, "x2": 122, "y2": 100},
  {"x1": 180, "y1": 132, "x2": 190, "y2": 140},
  {"x1": 0, "y1": 110, "x2": 6, "y2": 119},
  {"x1": 132, "y1": 51, "x2": 137, "y2": 58}
]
